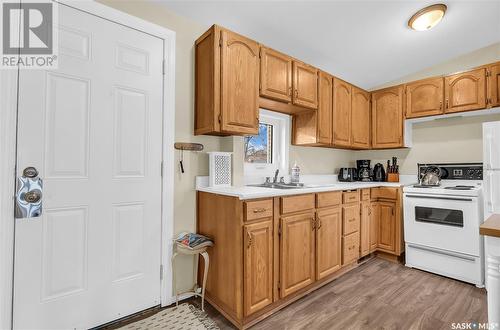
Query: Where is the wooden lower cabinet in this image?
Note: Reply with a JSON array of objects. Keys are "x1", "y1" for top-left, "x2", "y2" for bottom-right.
[
  {"x1": 316, "y1": 207, "x2": 342, "y2": 279},
  {"x1": 280, "y1": 211, "x2": 316, "y2": 297},
  {"x1": 375, "y1": 201, "x2": 396, "y2": 252},
  {"x1": 243, "y1": 220, "x2": 274, "y2": 316},
  {"x1": 360, "y1": 201, "x2": 371, "y2": 257},
  {"x1": 197, "y1": 189, "x2": 403, "y2": 329}
]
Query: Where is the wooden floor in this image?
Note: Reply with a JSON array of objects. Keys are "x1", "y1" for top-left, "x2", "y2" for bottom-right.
[{"x1": 197, "y1": 258, "x2": 487, "y2": 330}]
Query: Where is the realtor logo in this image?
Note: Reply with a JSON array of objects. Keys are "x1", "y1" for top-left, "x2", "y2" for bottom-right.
[{"x1": 1, "y1": 1, "x2": 58, "y2": 69}]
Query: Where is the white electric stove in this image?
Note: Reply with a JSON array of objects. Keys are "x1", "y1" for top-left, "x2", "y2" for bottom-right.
[{"x1": 403, "y1": 163, "x2": 484, "y2": 287}]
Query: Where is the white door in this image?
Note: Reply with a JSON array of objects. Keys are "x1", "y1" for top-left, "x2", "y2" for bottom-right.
[{"x1": 13, "y1": 3, "x2": 164, "y2": 329}]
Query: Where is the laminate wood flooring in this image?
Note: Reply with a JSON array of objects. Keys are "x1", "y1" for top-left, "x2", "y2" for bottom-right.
[{"x1": 197, "y1": 257, "x2": 487, "y2": 330}]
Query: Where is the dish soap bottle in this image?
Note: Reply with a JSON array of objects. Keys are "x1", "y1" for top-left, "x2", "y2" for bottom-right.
[{"x1": 291, "y1": 161, "x2": 300, "y2": 183}]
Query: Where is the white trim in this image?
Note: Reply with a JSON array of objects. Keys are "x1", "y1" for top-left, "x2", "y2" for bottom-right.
[{"x1": 0, "y1": 1, "x2": 176, "y2": 328}]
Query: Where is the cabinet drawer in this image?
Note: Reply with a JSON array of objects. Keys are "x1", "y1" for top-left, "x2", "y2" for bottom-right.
[
  {"x1": 371, "y1": 187, "x2": 398, "y2": 200},
  {"x1": 343, "y1": 231, "x2": 360, "y2": 265},
  {"x1": 361, "y1": 189, "x2": 370, "y2": 201},
  {"x1": 317, "y1": 191, "x2": 342, "y2": 208},
  {"x1": 343, "y1": 204, "x2": 360, "y2": 235},
  {"x1": 245, "y1": 199, "x2": 273, "y2": 221},
  {"x1": 281, "y1": 194, "x2": 315, "y2": 214},
  {"x1": 343, "y1": 191, "x2": 359, "y2": 204}
]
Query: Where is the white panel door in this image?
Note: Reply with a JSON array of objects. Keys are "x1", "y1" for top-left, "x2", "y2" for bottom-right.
[
  {"x1": 483, "y1": 121, "x2": 500, "y2": 170},
  {"x1": 13, "y1": 3, "x2": 164, "y2": 330}
]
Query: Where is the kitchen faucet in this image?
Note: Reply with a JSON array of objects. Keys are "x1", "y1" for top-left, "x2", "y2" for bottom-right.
[{"x1": 273, "y1": 169, "x2": 279, "y2": 183}]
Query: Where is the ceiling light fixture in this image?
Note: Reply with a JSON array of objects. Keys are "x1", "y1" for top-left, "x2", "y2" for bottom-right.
[{"x1": 408, "y1": 4, "x2": 447, "y2": 31}]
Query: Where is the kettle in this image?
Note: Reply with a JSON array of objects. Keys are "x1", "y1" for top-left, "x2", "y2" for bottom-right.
[{"x1": 373, "y1": 163, "x2": 386, "y2": 182}]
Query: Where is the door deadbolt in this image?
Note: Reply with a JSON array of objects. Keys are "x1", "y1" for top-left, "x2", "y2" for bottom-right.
[{"x1": 23, "y1": 166, "x2": 39, "y2": 178}]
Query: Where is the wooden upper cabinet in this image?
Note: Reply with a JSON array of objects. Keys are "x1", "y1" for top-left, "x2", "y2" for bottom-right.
[
  {"x1": 280, "y1": 212, "x2": 315, "y2": 298},
  {"x1": 259, "y1": 47, "x2": 292, "y2": 103},
  {"x1": 376, "y1": 201, "x2": 396, "y2": 253},
  {"x1": 292, "y1": 61, "x2": 318, "y2": 109},
  {"x1": 243, "y1": 220, "x2": 273, "y2": 316},
  {"x1": 351, "y1": 87, "x2": 371, "y2": 149},
  {"x1": 316, "y1": 207, "x2": 341, "y2": 280},
  {"x1": 221, "y1": 29, "x2": 260, "y2": 134},
  {"x1": 445, "y1": 68, "x2": 486, "y2": 114},
  {"x1": 371, "y1": 85, "x2": 404, "y2": 149},
  {"x1": 317, "y1": 72, "x2": 333, "y2": 144},
  {"x1": 333, "y1": 78, "x2": 352, "y2": 148},
  {"x1": 405, "y1": 77, "x2": 444, "y2": 118},
  {"x1": 488, "y1": 62, "x2": 500, "y2": 108},
  {"x1": 195, "y1": 25, "x2": 259, "y2": 136}
]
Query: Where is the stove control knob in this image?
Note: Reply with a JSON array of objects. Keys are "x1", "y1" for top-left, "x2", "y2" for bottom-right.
[
  {"x1": 474, "y1": 169, "x2": 482, "y2": 179},
  {"x1": 466, "y1": 169, "x2": 475, "y2": 179}
]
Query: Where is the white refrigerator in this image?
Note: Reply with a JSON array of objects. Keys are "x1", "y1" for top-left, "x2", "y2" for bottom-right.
[
  {"x1": 483, "y1": 121, "x2": 500, "y2": 220},
  {"x1": 483, "y1": 121, "x2": 500, "y2": 326}
]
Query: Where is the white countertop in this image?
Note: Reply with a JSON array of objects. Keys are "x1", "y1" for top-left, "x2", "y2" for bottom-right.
[{"x1": 196, "y1": 175, "x2": 416, "y2": 200}]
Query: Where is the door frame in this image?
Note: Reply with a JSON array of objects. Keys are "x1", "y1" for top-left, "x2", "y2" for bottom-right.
[{"x1": 0, "y1": 1, "x2": 176, "y2": 329}]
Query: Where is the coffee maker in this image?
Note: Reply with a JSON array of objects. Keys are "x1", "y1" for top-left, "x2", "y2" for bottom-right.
[{"x1": 356, "y1": 160, "x2": 372, "y2": 182}]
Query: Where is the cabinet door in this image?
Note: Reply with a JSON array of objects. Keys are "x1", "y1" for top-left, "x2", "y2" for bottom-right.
[
  {"x1": 445, "y1": 68, "x2": 486, "y2": 114},
  {"x1": 369, "y1": 203, "x2": 378, "y2": 252},
  {"x1": 260, "y1": 47, "x2": 292, "y2": 103},
  {"x1": 351, "y1": 87, "x2": 370, "y2": 149},
  {"x1": 292, "y1": 61, "x2": 318, "y2": 109},
  {"x1": 371, "y1": 86, "x2": 404, "y2": 149},
  {"x1": 244, "y1": 220, "x2": 273, "y2": 316},
  {"x1": 360, "y1": 202, "x2": 371, "y2": 257},
  {"x1": 488, "y1": 63, "x2": 500, "y2": 108},
  {"x1": 377, "y1": 201, "x2": 396, "y2": 252},
  {"x1": 333, "y1": 78, "x2": 352, "y2": 147},
  {"x1": 317, "y1": 72, "x2": 333, "y2": 144},
  {"x1": 316, "y1": 207, "x2": 341, "y2": 280},
  {"x1": 220, "y1": 29, "x2": 259, "y2": 135},
  {"x1": 280, "y1": 212, "x2": 315, "y2": 298},
  {"x1": 405, "y1": 77, "x2": 444, "y2": 118}
]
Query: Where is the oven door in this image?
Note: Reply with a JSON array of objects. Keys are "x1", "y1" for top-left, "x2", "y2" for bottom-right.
[{"x1": 403, "y1": 193, "x2": 481, "y2": 256}]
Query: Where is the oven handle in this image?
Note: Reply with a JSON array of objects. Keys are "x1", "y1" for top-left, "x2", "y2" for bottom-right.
[
  {"x1": 407, "y1": 244, "x2": 476, "y2": 262},
  {"x1": 405, "y1": 195, "x2": 473, "y2": 202}
]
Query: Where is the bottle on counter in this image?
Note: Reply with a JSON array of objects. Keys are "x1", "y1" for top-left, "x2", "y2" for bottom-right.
[{"x1": 291, "y1": 161, "x2": 300, "y2": 183}]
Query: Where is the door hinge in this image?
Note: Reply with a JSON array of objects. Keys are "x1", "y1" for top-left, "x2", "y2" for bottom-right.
[
  {"x1": 161, "y1": 161, "x2": 164, "y2": 177},
  {"x1": 218, "y1": 114, "x2": 222, "y2": 124},
  {"x1": 487, "y1": 98, "x2": 492, "y2": 105},
  {"x1": 162, "y1": 59, "x2": 166, "y2": 75},
  {"x1": 486, "y1": 69, "x2": 491, "y2": 77},
  {"x1": 160, "y1": 264, "x2": 164, "y2": 280},
  {"x1": 278, "y1": 224, "x2": 282, "y2": 236},
  {"x1": 277, "y1": 282, "x2": 281, "y2": 291},
  {"x1": 218, "y1": 36, "x2": 223, "y2": 48}
]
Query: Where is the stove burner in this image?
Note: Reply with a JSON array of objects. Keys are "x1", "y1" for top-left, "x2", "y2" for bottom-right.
[{"x1": 444, "y1": 185, "x2": 475, "y2": 190}]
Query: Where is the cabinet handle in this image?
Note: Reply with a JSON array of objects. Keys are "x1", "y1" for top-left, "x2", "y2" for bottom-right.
[
  {"x1": 294, "y1": 89, "x2": 298, "y2": 99},
  {"x1": 288, "y1": 87, "x2": 292, "y2": 96},
  {"x1": 446, "y1": 99, "x2": 449, "y2": 109},
  {"x1": 253, "y1": 208, "x2": 267, "y2": 213},
  {"x1": 247, "y1": 231, "x2": 253, "y2": 249},
  {"x1": 392, "y1": 207, "x2": 395, "y2": 216},
  {"x1": 439, "y1": 101, "x2": 442, "y2": 110}
]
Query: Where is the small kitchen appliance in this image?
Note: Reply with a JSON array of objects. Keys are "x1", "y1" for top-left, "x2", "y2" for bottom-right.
[
  {"x1": 208, "y1": 152, "x2": 232, "y2": 187},
  {"x1": 356, "y1": 160, "x2": 372, "y2": 182},
  {"x1": 373, "y1": 163, "x2": 386, "y2": 182},
  {"x1": 338, "y1": 168, "x2": 357, "y2": 182},
  {"x1": 403, "y1": 163, "x2": 484, "y2": 287}
]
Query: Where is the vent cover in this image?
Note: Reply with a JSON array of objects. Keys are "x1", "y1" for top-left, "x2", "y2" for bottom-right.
[{"x1": 208, "y1": 152, "x2": 232, "y2": 187}]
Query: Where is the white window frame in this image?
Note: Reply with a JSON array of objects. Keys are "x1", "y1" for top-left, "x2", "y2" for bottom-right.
[{"x1": 244, "y1": 109, "x2": 290, "y2": 178}]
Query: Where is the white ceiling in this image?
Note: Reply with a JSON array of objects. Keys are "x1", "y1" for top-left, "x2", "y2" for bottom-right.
[{"x1": 157, "y1": 0, "x2": 500, "y2": 90}]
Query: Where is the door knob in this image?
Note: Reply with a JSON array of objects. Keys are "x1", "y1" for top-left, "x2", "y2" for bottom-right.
[
  {"x1": 15, "y1": 167, "x2": 43, "y2": 219},
  {"x1": 24, "y1": 190, "x2": 42, "y2": 203}
]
